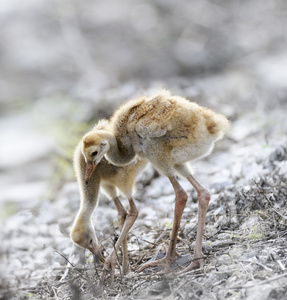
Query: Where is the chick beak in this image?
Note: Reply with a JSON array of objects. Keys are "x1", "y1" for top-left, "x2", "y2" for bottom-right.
[
  {"x1": 90, "y1": 242, "x2": 105, "y2": 265},
  {"x1": 85, "y1": 161, "x2": 97, "y2": 184}
]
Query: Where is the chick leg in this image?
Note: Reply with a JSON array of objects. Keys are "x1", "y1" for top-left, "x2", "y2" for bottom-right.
[
  {"x1": 138, "y1": 176, "x2": 187, "y2": 273},
  {"x1": 179, "y1": 174, "x2": 210, "y2": 274},
  {"x1": 113, "y1": 196, "x2": 130, "y2": 274},
  {"x1": 103, "y1": 197, "x2": 138, "y2": 282}
]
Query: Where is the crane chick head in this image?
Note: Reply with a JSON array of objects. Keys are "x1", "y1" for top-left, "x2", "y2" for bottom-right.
[
  {"x1": 70, "y1": 220, "x2": 105, "y2": 263},
  {"x1": 81, "y1": 132, "x2": 110, "y2": 184}
]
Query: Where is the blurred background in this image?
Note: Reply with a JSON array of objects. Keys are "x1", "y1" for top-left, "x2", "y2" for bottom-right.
[{"x1": 0, "y1": 0, "x2": 287, "y2": 296}]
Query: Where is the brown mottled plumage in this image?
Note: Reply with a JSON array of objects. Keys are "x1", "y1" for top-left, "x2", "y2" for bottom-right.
[
  {"x1": 70, "y1": 120, "x2": 148, "y2": 281},
  {"x1": 81, "y1": 90, "x2": 229, "y2": 274}
]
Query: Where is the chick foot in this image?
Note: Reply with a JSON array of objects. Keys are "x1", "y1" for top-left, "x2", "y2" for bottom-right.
[
  {"x1": 137, "y1": 249, "x2": 181, "y2": 274},
  {"x1": 137, "y1": 255, "x2": 173, "y2": 274},
  {"x1": 177, "y1": 252, "x2": 205, "y2": 275},
  {"x1": 100, "y1": 252, "x2": 132, "y2": 284}
]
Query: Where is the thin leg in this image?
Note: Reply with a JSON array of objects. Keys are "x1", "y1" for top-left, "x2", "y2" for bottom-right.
[
  {"x1": 138, "y1": 176, "x2": 187, "y2": 273},
  {"x1": 102, "y1": 197, "x2": 127, "y2": 282},
  {"x1": 102, "y1": 197, "x2": 138, "y2": 282},
  {"x1": 113, "y1": 197, "x2": 131, "y2": 274},
  {"x1": 179, "y1": 174, "x2": 210, "y2": 274}
]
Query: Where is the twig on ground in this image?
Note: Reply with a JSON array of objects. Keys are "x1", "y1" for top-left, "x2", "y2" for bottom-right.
[
  {"x1": 131, "y1": 233, "x2": 159, "y2": 246},
  {"x1": 54, "y1": 266, "x2": 94, "y2": 271},
  {"x1": 240, "y1": 260, "x2": 273, "y2": 273},
  {"x1": 270, "y1": 252, "x2": 286, "y2": 271},
  {"x1": 52, "y1": 286, "x2": 60, "y2": 300},
  {"x1": 54, "y1": 250, "x2": 75, "y2": 268},
  {"x1": 229, "y1": 271, "x2": 287, "y2": 289}
]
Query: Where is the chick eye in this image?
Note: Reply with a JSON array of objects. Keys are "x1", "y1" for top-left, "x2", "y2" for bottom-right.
[
  {"x1": 92, "y1": 151, "x2": 98, "y2": 156},
  {"x1": 89, "y1": 238, "x2": 93, "y2": 245}
]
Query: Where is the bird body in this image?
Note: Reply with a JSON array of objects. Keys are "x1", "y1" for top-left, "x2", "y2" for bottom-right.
[
  {"x1": 88, "y1": 91, "x2": 228, "y2": 176},
  {"x1": 81, "y1": 90, "x2": 229, "y2": 274}
]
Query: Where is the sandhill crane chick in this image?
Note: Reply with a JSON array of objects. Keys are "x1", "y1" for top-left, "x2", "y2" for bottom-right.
[{"x1": 71, "y1": 120, "x2": 148, "y2": 280}]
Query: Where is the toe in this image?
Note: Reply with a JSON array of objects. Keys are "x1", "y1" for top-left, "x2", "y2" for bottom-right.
[{"x1": 177, "y1": 259, "x2": 204, "y2": 275}]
